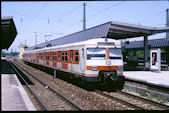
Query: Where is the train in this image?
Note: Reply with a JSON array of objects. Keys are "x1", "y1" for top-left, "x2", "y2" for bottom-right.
[{"x1": 22, "y1": 38, "x2": 125, "y2": 90}]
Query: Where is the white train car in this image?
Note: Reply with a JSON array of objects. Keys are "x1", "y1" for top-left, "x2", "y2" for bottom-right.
[{"x1": 23, "y1": 38, "x2": 125, "y2": 90}]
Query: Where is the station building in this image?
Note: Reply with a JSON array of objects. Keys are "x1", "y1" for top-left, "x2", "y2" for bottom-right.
[{"x1": 19, "y1": 45, "x2": 28, "y2": 59}]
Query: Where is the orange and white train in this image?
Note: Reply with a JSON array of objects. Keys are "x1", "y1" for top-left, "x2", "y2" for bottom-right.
[{"x1": 22, "y1": 38, "x2": 125, "y2": 90}]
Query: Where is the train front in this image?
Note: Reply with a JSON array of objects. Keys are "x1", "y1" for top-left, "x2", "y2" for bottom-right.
[{"x1": 85, "y1": 38, "x2": 125, "y2": 90}]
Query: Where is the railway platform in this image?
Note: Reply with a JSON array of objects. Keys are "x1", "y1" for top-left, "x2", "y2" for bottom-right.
[
  {"x1": 123, "y1": 71, "x2": 169, "y2": 89},
  {"x1": 1, "y1": 60, "x2": 36, "y2": 111}
]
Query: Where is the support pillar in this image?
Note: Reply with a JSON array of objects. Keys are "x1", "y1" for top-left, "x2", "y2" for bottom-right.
[
  {"x1": 54, "y1": 70, "x2": 56, "y2": 79},
  {"x1": 166, "y1": 46, "x2": 169, "y2": 65},
  {"x1": 133, "y1": 48, "x2": 136, "y2": 56},
  {"x1": 0, "y1": 49, "x2": 1, "y2": 74},
  {"x1": 144, "y1": 35, "x2": 149, "y2": 70}
]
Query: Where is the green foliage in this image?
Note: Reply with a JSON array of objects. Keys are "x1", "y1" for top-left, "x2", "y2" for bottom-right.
[{"x1": 2, "y1": 52, "x2": 19, "y2": 57}]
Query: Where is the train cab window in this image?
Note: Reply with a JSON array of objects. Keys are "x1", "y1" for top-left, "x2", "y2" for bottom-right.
[
  {"x1": 75, "y1": 51, "x2": 79, "y2": 62},
  {"x1": 87, "y1": 48, "x2": 106, "y2": 60},
  {"x1": 109, "y1": 48, "x2": 122, "y2": 59}
]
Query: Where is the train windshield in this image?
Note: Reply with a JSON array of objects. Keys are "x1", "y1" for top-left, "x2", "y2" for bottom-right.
[
  {"x1": 87, "y1": 48, "x2": 106, "y2": 60},
  {"x1": 109, "y1": 48, "x2": 122, "y2": 59}
]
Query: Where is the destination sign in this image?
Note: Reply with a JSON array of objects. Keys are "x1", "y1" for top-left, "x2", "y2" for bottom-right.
[{"x1": 98, "y1": 42, "x2": 115, "y2": 46}]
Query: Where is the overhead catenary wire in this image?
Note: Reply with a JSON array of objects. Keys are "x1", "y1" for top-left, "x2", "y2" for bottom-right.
[
  {"x1": 51, "y1": 2, "x2": 124, "y2": 37},
  {"x1": 18, "y1": 2, "x2": 36, "y2": 32},
  {"x1": 51, "y1": 4, "x2": 83, "y2": 22},
  {"x1": 86, "y1": 1, "x2": 124, "y2": 20},
  {"x1": 37, "y1": 4, "x2": 83, "y2": 34},
  {"x1": 139, "y1": 9, "x2": 166, "y2": 24},
  {"x1": 2, "y1": 6, "x2": 48, "y2": 20},
  {"x1": 19, "y1": 2, "x2": 48, "y2": 35}
]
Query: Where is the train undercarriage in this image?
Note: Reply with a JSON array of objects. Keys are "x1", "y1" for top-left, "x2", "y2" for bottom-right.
[{"x1": 24, "y1": 61, "x2": 125, "y2": 91}]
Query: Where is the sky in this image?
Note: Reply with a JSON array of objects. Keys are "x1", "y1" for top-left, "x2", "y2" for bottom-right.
[{"x1": 1, "y1": 1, "x2": 169, "y2": 53}]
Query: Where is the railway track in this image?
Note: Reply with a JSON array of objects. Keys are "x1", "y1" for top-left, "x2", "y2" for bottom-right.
[
  {"x1": 10, "y1": 59, "x2": 169, "y2": 110},
  {"x1": 95, "y1": 90, "x2": 169, "y2": 110},
  {"x1": 118, "y1": 91, "x2": 169, "y2": 110},
  {"x1": 9, "y1": 61, "x2": 48, "y2": 111},
  {"x1": 10, "y1": 60, "x2": 82, "y2": 111},
  {"x1": 95, "y1": 90, "x2": 144, "y2": 110}
]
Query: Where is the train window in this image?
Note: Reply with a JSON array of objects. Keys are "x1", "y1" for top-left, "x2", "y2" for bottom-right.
[
  {"x1": 40, "y1": 53, "x2": 42, "y2": 59},
  {"x1": 109, "y1": 48, "x2": 122, "y2": 59},
  {"x1": 53, "y1": 53, "x2": 54, "y2": 60},
  {"x1": 75, "y1": 51, "x2": 79, "y2": 62},
  {"x1": 65, "y1": 52, "x2": 68, "y2": 61},
  {"x1": 87, "y1": 48, "x2": 106, "y2": 60},
  {"x1": 42, "y1": 53, "x2": 44, "y2": 59},
  {"x1": 53, "y1": 52, "x2": 57, "y2": 60},
  {"x1": 62, "y1": 52, "x2": 64, "y2": 61},
  {"x1": 47, "y1": 53, "x2": 49, "y2": 59}
]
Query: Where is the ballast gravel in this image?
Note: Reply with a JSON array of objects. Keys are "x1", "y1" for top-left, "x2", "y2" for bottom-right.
[{"x1": 15, "y1": 60, "x2": 134, "y2": 110}]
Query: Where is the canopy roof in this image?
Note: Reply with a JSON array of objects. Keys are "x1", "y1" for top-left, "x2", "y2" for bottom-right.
[
  {"x1": 26, "y1": 21, "x2": 169, "y2": 51},
  {"x1": 122, "y1": 38, "x2": 169, "y2": 49},
  {"x1": 1, "y1": 16, "x2": 17, "y2": 49},
  {"x1": 107, "y1": 21, "x2": 169, "y2": 39}
]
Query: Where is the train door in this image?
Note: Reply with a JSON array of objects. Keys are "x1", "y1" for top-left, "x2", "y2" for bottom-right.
[
  {"x1": 70, "y1": 50, "x2": 73, "y2": 72},
  {"x1": 81, "y1": 48, "x2": 85, "y2": 73},
  {"x1": 58, "y1": 51, "x2": 61, "y2": 69}
]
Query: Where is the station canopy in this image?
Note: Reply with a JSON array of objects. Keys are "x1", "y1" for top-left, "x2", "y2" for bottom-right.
[
  {"x1": 122, "y1": 38, "x2": 169, "y2": 49},
  {"x1": 26, "y1": 21, "x2": 169, "y2": 51},
  {"x1": 1, "y1": 16, "x2": 17, "y2": 49}
]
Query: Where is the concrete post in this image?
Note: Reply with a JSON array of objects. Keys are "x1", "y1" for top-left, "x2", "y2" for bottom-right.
[
  {"x1": 166, "y1": 9, "x2": 169, "y2": 38},
  {"x1": 166, "y1": 46, "x2": 169, "y2": 65},
  {"x1": 83, "y1": 3, "x2": 86, "y2": 30},
  {"x1": 134, "y1": 48, "x2": 136, "y2": 56},
  {"x1": 144, "y1": 35, "x2": 149, "y2": 70},
  {"x1": 54, "y1": 70, "x2": 56, "y2": 79}
]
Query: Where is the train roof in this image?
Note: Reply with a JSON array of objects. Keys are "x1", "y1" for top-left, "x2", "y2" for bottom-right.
[
  {"x1": 24, "y1": 38, "x2": 120, "y2": 53},
  {"x1": 26, "y1": 21, "x2": 169, "y2": 51}
]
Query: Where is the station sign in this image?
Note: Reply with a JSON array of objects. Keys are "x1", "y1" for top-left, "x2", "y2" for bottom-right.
[{"x1": 150, "y1": 48, "x2": 161, "y2": 72}]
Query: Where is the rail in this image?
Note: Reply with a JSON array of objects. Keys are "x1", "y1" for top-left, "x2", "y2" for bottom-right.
[
  {"x1": 11, "y1": 60, "x2": 82, "y2": 111},
  {"x1": 95, "y1": 90, "x2": 144, "y2": 110},
  {"x1": 119, "y1": 91, "x2": 169, "y2": 110},
  {"x1": 9, "y1": 61, "x2": 49, "y2": 111}
]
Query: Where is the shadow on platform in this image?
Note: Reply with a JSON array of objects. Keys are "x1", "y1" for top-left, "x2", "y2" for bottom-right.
[{"x1": 1, "y1": 60, "x2": 15, "y2": 74}]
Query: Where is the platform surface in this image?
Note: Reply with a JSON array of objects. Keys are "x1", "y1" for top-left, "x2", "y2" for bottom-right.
[
  {"x1": 1, "y1": 60, "x2": 36, "y2": 111},
  {"x1": 123, "y1": 71, "x2": 169, "y2": 88},
  {"x1": 1, "y1": 74, "x2": 36, "y2": 111}
]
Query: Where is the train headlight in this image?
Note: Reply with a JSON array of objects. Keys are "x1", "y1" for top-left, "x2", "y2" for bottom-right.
[{"x1": 91, "y1": 66, "x2": 98, "y2": 71}]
